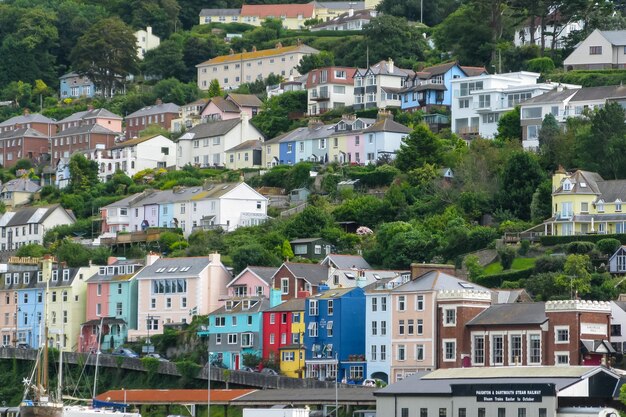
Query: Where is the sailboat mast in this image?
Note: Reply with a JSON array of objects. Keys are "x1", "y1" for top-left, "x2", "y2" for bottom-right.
[
  {"x1": 92, "y1": 317, "x2": 104, "y2": 399},
  {"x1": 43, "y1": 256, "x2": 51, "y2": 393}
]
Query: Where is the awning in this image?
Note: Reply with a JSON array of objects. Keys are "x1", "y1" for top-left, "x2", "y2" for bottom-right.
[{"x1": 580, "y1": 339, "x2": 616, "y2": 354}]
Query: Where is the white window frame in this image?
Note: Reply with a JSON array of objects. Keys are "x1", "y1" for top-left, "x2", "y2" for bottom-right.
[
  {"x1": 281, "y1": 278, "x2": 289, "y2": 295},
  {"x1": 416, "y1": 295, "x2": 424, "y2": 311},
  {"x1": 555, "y1": 325, "x2": 569, "y2": 344},
  {"x1": 443, "y1": 307, "x2": 456, "y2": 326},
  {"x1": 554, "y1": 351, "x2": 570, "y2": 366},
  {"x1": 472, "y1": 333, "x2": 485, "y2": 366},
  {"x1": 309, "y1": 300, "x2": 319, "y2": 316},
  {"x1": 442, "y1": 339, "x2": 456, "y2": 362},
  {"x1": 509, "y1": 333, "x2": 523, "y2": 366},
  {"x1": 527, "y1": 332, "x2": 542, "y2": 365},
  {"x1": 397, "y1": 295, "x2": 406, "y2": 311},
  {"x1": 491, "y1": 334, "x2": 504, "y2": 366}
]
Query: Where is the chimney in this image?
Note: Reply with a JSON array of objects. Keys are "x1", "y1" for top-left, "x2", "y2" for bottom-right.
[
  {"x1": 107, "y1": 256, "x2": 119, "y2": 266},
  {"x1": 87, "y1": 104, "x2": 94, "y2": 111},
  {"x1": 147, "y1": 26, "x2": 152, "y2": 35},
  {"x1": 349, "y1": 7, "x2": 354, "y2": 17},
  {"x1": 252, "y1": 45, "x2": 257, "y2": 52},
  {"x1": 376, "y1": 109, "x2": 393, "y2": 121},
  {"x1": 42, "y1": 254, "x2": 53, "y2": 282},
  {"x1": 229, "y1": 48, "x2": 235, "y2": 55},
  {"x1": 308, "y1": 117, "x2": 323, "y2": 128},
  {"x1": 145, "y1": 252, "x2": 160, "y2": 266},
  {"x1": 242, "y1": 48, "x2": 247, "y2": 53},
  {"x1": 155, "y1": 98, "x2": 163, "y2": 105},
  {"x1": 23, "y1": 108, "x2": 30, "y2": 116},
  {"x1": 387, "y1": 58, "x2": 394, "y2": 74},
  {"x1": 275, "y1": 42, "x2": 283, "y2": 49},
  {"x1": 556, "y1": 83, "x2": 564, "y2": 92},
  {"x1": 208, "y1": 252, "x2": 221, "y2": 264}
]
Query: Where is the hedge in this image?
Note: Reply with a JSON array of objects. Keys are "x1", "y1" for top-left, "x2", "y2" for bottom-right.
[
  {"x1": 540, "y1": 233, "x2": 626, "y2": 246},
  {"x1": 474, "y1": 267, "x2": 535, "y2": 288}
]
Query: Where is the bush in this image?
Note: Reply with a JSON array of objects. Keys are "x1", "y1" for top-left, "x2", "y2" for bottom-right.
[
  {"x1": 498, "y1": 246, "x2": 516, "y2": 270},
  {"x1": 540, "y1": 233, "x2": 626, "y2": 246},
  {"x1": 526, "y1": 57, "x2": 555, "y2": 73},
  {"x1": 518, "y1": 240, "x2": 530, "y2": 256},
  {"x1": 596, "y1": 238, "x2": 621, "y2": 255},
  {"x1": 475, "y1": 268, "x2": 535, "y2": 288},
  {"x1": 566, "y1": 241, "x2": 596, "y2": 254},
  {"x1": 534, "y1": 255, "x2": 566, "y2": 273}
]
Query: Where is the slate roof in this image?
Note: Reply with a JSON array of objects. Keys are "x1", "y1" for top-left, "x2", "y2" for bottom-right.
[
  {"x1": 225, "y1": 139, "x2": 262, "y2": 153},
  {"x1": 179, "y1": 118, "x2": 241, "y2": 139},
  {"x1": 102, "y1": 192, "x2": 146, "y2": 208},
  {"x1": 1, "y1": 178, "x2": 41, "y2": 193},
  {"x1": 467, "y1": 302, "x2": 547, "y2": 326},
  {"x1": 553, "y1": 170, "x2": 604, "y2": 195},
  {"x1": 197, "y1": 45, "x2": 319, "y2": 66},
  {"x1": 516, "y1": 88, "x2": 579, "y2": 105},
  {"x1": 0, "y1": 113, "x2": 55, "y2": 128},
  {"x1": 362, "y1": 118, "x2": 411, "y2": 134},
  {"x1": 599, "y1": 30, "x2": 626, "y2": 46},
  {"x1": 229, "y1": 266, "x2": 279, "y2": 287},
  {"x1": 199, "y1": 8, "x2": 240, "y2": 17},
  {"x1": 281, "y1": 262, "x2": 329, "y2": 286},
  {"x1": 290, "y1": 237, "x2": 325, "y2": 244},
  {"x1": 521, "y1": 85, "x2": 626, "y2": 106},
  {"x1": 315, "y1": 1, "x2": 366, "y2": 10},
  {"x1": 322, "y1": 254, "x2": 371, "y2": 270},
  {"x1": 227, "y1": 93, "x2": 263, "y2": 108},
  {"x1": 134, "y1": 257, "x2": 213, "y2": 279},
  {"x1": 311, "y1": 8, "x2": 375, "y2": 28},
  {"x1": 596, "y1": 179, "x2": 626, "y2": 203},
  {"x1": 129, "y1": 183, "x2": 248, "y2": 207},
  {"x1": 267, "y1": 297, "x2": 306, "y2": 312},
  {"x1": 126, "y1": 102, "x2": 181, "y2": 118},
  {"x1": 366, "y1": 60, "x2": 414, "y2": 77},
  {"x1": 210, "y1": 297, "x2": 270, "y2": 315},
  {"x1": 462, "y1": 66, "x2": 489, "y2": 77},
  {"x1": 209, "y1": 97, "x2": 241, "y2": 114},
  {"x1": 265, "y1": 123, "x2": 334, "y2": 144},
  {"x1": 0, "y1": 127, "x2": 49, "y2": 140},
  {"x1": 53, "y1": 123, "x2": 118, "y2": 137},
  {"x1": 240, "y1": 3, "x2": 315, "y2": 18},
  {"x1": 392, "y1": 270, "x2": 489, "y2": 292},
  {"x1": 58, "y1": 108, "x2": 122, "y2": 124},
  {"x1": 310, "y1": 286, "x2": 358, "y2": 299},
  {"x1": 0, "y1": 205, "x2": 72, "y2": 227}
]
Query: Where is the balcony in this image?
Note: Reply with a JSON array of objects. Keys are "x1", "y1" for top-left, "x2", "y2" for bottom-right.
[
  {"x1": 555, "y1": 211, "x2": 573, "y2": 221},
  {"x1": 456, "y1": 126, "x2": 479, "y2": 136},
  {"x1": 309, "y1": 91, "x2": 330, "y2": 101}
]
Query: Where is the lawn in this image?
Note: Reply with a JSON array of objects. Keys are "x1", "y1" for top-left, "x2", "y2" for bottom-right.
[{"x1": 483, "y1": 257, "x2": 536, "y2": 274}]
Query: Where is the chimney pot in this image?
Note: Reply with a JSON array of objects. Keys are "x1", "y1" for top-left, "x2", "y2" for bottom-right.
[
  {"x1": 155, "y1": 98, "x2": 163, "y2": 105},
  {"x1": 275, "y1": 42, "x2": 283, "y2": 49},
  {"x1": 252, "y1": 45, "x2": 257, "y2": 52}
]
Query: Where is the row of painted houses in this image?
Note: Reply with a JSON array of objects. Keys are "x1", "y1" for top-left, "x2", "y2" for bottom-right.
[{"x1": 5, "y1": 250, "x2": 623, "y2": 387}]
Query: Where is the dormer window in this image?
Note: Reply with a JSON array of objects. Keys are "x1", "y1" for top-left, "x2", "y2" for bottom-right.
[
  {"x1": 99, "y1": 267, "x2": 106, "y2": 275},
  {"x1": 617, "y1": 200, "x2": 623, "y2": 212},
  {"x1": 225, "y1": 301, "x2": 233, "y2": 311},
  {"x1": 63, "y1": 269, "x2": 70, "y2": 281},
  {"x1": 52, "y1": 270, "x2": 58, "y2": 282},
  {"x1": 562, "y1": 180, "x2": 572, "y2": 191},
  {"x1": 597, "y1": 200, "x2": 605, "y2": 212}
]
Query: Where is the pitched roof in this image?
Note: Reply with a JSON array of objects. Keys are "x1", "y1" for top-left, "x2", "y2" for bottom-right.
[
  {"x1": 290, "y1": 237, "x2": 325, "y2": 244},
  {"x1": 322, "y1": 254, "x2": 371, "y2": 270},
  {"x1": 267, "y1": 297, "x2": 306, "y2": 312},
  {"x1": 599, "y1": 30, "x2": 626, "y2": 46},
  {"x1": 132, "y1": 183, "x2": 251, "y2": 206},
  {"x1": 281, "y1": 262, "x2": 329, "y2": 286},
  {"x1": 310, "y1": 286, "x2": 362, "y2": 299},
  {"x1": 52, "y1": 123, "x2": 118, "y2": 138},
  {"x1": 392, "y1": 270, "x2": 489, "y2": 292},
  {"x1": 225, "y1": 139, "x2": 262, "y2": 153},
  {"x1": 228, "y1": 93, "x2": 263, "y2": 108},
  {"x1": 553, "y1": 170, "x2": 603, "y2": 195},
  {"x1": 0, "y1": 113, "x2": 55, "y2": 127},
  {"x1": 0, "y1": 205, "x2": 72, "y2": 227},
  {"x1": 230, "y1": 266, "x2": 279, "y2": 286},
  {"x1": 366, "y1": 60, "x2": 414, "y2": 77},
  {"x1": 1, "y1": 178, "x2": 41, "y2": 193},
  {"x1": 199, "y1": 8, "x2": 240, "y2": 17},
  {"x1": 134, "y1": 257, "x2": 215, "y2": 279},
  {"x1": 311, "y1": 8, "x2": 375, "y2": 28},
  {"x1": 180, "y1": 118, "x2": 241, "y2": 139},
  {"x1": 111, "y1": 134, "x2": 171, "y2": 149},
  {"x1": 58, "y1": 108, "x2": 122, "y2": 124},
  {"x1": 210, "y1": 297, "x2": 270, "y2": 315},
  {"x1": 241, "y1": 3, "x2": 315, "y2": 18},
  {"x1": 126, "y1": 102, "x2": 181, "y2": 118},
  {"x1": 461, "y1": 66, "x2": 489, "y2": 77},
  {"x1": 0, "y1": 127, "x2": 49, "y2": 140},
  {"x1": 315, "y1": 1, "x2": 366, "y2": 10},
  {"x1": 467, "y1": 302, "x2": 547, "y2": 326},
  {"x1": 210, "y1": 96, "x2": 241, "y2": 114},
  {"x1": 197, "y1": 44, "x2": 319, "y2": 66},
  {"x1": 362, "y1": 118, "x2": 411, "y2": 134},
  {"x1": 517, "y1": 87, "x2": 579, "y2": 105}
]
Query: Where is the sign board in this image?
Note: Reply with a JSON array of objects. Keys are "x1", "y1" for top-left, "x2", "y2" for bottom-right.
[
  {"x1": 452, "y1": 384, "x2": 555, "y2": 403},
  {"x1": 142, "y1": 345, "x2": 155, "y2": 353},
  {"x1": 581, "y1": 323, "x2": 607, "y2": 336},
  {"x1": 8, "y1": 256, "x2": 49, "y2": 265}
]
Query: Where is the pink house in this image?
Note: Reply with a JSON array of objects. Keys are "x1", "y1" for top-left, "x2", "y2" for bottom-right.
[
  {"x1": 200, "y1": 93, "x2": 263, "y2": 122},
  {"x1": 127, "y1": 253, "x2": 231, "y2": 340},
  {"x1": 226, "y1": 266, "x2": 279, "y2": 299}
]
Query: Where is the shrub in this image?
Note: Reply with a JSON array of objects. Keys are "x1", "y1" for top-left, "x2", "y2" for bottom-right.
[
  {"x1": 540, "y1": 233, "x2": 626, "y2": 246},
  {"x1": 596, "y1": 238, "x2": 621, "y2": 255},
  {"x1": 534, "y1": 255, "x2": 566, "y2": 273},
  {"x1": 475, "y1": 268, "x2": 534, "y2": 288},
  {"x1": 518, "y1": 240, "x2": 530, "y2": 256},
  {"x1": 566, "y1": 241, "x2": 596, "y2": 254},
  {"x1": 498, "y1": 246, "x2": 516, "y2": 270}
]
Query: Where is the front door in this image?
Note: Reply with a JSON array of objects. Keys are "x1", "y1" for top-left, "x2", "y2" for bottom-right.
[{"x1": 233, "y1": 353, "x2": 240, "y2": 369}]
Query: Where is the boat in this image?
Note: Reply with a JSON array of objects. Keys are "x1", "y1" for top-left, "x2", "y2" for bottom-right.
[{"x1": 20, "y1": 258, "x2": 63, "y2": 417}]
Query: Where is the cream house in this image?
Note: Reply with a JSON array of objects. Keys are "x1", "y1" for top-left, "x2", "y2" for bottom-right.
[
  {"x1": 564, "y1": 29, "x2": 626, "y2": 70},
  {"x1": 196, "y1": 43, "x2": 319, "y2": 91}
]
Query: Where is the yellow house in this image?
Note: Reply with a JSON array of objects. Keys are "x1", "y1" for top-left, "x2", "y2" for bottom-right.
[
  {"x1": 45, "y1": 258, "x2": 99, "y2": 352},
  {"x1": 225, "y1": 140, "x2": 263, "y2": 169},
  {"x1": 262, "y1": 133, "x2": 287, "y2": 168},
  {"x1": 548, "y1": 168, "x2": 626, "y2": 236}
]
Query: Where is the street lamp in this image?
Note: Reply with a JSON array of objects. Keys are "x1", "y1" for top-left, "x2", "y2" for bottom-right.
[{"x1": 207, "y1": 335, "x2": 211, "y2": 417}]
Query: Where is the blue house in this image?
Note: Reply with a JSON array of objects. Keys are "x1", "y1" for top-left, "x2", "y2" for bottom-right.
[
  {"x1": 13, "y1": 268, "x2": 45, "y2": 348},
  {"x1": 400, "y1": 62, "x2": 487, "y2": 111},
  {"x1": 199, "y1": 297, "x2": 270, "y2": 370},
  {"x1": 59, "y1": 72, "x2": 96, "y2": 99},
  {"x1": 303, "y1": 286, "x2": 366, "y2": 383}
]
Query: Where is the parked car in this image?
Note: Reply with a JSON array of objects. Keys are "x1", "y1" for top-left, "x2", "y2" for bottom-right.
[
  {"x1": 240, "y1": 366, "x2": 256, "y2": 372},
  {"x1": 362, "y1": 378, "x2": 385, "y2": 387},
  {"x1": 112, "y1": 348, "x2": 139, "y2": 358},
  {"x1": 144, "y1": 353, "x2": 168, "y2": 362},
  {"x1": 17, "y1": 343, "x2": 30, "y2": 349},
  {"x1": 211, "y1": 361, "x2": 228, "y2": 369},
  {"x1": 260, "y1": 368, "x2": 279, "y2": 376}
]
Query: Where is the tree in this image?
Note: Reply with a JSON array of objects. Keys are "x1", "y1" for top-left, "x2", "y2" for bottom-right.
[
  {"x1": 377, "y1": 0, "x2": 461, "y2": 26},
  {"x1": 530, "y1": 179, "x2": 552, "y2": 224},
  {"x1": 498, "y1": 151, "x2": 545, "y2": 221},
  {"x1": 232, "y1": 243, "x2": 280, "y2": 274},
  {"x1": 152, "y1": 78, "x2": 200, "y2": 105},
  {"x1": 68, "y1": 153, "x2": 99, "y2": 194},
  {"x1": 498, "y1": 246, "x2": 516, "y2": 270},
  {"x1": 360, "y1": 15, "x2": 427, "y2": 66},
  {"x1": 281, "y1": 240, "x2": 294, "y2": 260},
  {"x1": 207, "y1": 79, "x2": 222, "y2": 98},
  {"x1": 556, "y1": 254, "x2": 592, "y2": 297},
  {"x1": 70, "y1": 17, "x2": 138, "y2": 98},
  {"x1": 575, "y1": 101, "x2": 626, "y2": 179},
  {"x1": 538, "y1": 113, "x2": 562, "y2": 170},
  {"x1": 142, "y1": 39, "x2": 186, "y2": 80},
  {"x1": 496, "y1": 107, "x2": 521, "y2": 141},
  {"x1": 252, "y1": 91, "x2": 307, "y2": 138},
  {"x1": 395, "y1": 125, "x2": 445, "y2": 172},
  {"x1": 296, "y1": 51, "x2": 335, "y2": 74}
]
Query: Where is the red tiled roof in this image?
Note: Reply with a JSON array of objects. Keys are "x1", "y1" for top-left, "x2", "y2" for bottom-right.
[
  {"x1": 241, "y1": 3, "x2": 315, "y2": 18},
  {"x1": 96, "y1": 389, "x2": 255, "y2": 404}
]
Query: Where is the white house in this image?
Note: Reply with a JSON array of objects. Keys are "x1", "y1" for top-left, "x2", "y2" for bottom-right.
[
  {"x1": 98, "y1": 134, "x2": 176, "y2": 180},
  {"x1": 100, "y1": 182, "x2": 268, "y2": 237},
  {"x1": 518, "y1": 84, "x2": 624, "y2": 150},
  {"x1": 0, "y1": 205, "x2": 75, "y2": 251},
  {"x1": 176, "y1": 114, "x2": 265, "y2": 168},
  {"x1": 353, "y1": 59, "x2": 414, "y2": 111},
  {"x1": 135, "y1": 26, "x2": 160, "y2": 60},
  {"x1": 361, "y1": 112, "x2": 411, "y2": 163},
  {"x1": 450, "y1": 71, "x2": 566, "y2": 140},
  {"x1": 563, "y1": 29, "x2": 626, "y2": 70},
  {"x1": 514, "y1": 18, "x2": 583, "y2": 50},
  {"x1": 610, "y1": 301, "x2": 626, "y2": 354}
]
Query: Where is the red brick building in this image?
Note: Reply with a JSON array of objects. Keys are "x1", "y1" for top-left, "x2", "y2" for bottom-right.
[
  {"x1": 0, "y1": 110, "x2": 56, "y2": 136},
  {"x1": 124, "y1": 99, "x2": 181, "y2": 139},
  {"x1": 437, "y1": 297, "x2": 613, "y2": 369},
  {"x1": 0, "y1": 110, "x2": 56, "y2": 167},
  {"x1": 270, "y1": 262, "x2": 328, "y2": 301}
]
